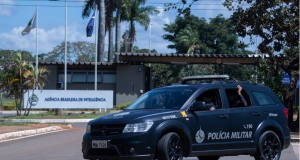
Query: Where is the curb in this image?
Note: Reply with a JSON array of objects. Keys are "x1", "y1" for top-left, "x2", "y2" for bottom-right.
[
  {"x1": 2, "y1": 119, "x2": 93, "y2": 123},
  {"x1": 0, "y1": 126, "x2": 65, "y2": 141},
  {"x1": 291, "y1": 139, "x2": 299, "y2": 143}
]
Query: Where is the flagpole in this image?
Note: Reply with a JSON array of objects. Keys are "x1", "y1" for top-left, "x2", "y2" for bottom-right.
[
  {"x1": 64, "y1": 0, "x2": 67, "y2": 90},
  {"x1": 35, "y1": 5, "x2": 38, "y2": 90},
  {"x1": 95, "y1": 5, "x2": 98, "y2": 90}
]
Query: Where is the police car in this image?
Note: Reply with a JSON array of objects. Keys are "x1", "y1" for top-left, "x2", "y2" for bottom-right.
[{"x1": 82, "y1": 75, "x2": 290, "y2": 160}]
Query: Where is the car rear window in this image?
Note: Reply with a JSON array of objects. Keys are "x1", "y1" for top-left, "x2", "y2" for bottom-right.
[{"x1": 252, "y1": 91, "x2": 275, "y2": 106}]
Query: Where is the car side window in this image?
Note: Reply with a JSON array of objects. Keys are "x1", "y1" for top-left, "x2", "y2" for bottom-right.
[
  {"x1": 194, "y1": 89, "x2": 222, "y2": 110},
  {"x1": 225, "y1": 88, "x2": 251, "y2": 108},
  {"x1": 252, "y1": 91, "x2": 275, "y2": 106}
]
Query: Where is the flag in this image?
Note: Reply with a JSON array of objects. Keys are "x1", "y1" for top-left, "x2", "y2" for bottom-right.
[
  {"x1": 86, "y1": 11, "x2": 95, "y2": 37},
  {"x1": 21, "y1": 10, "x2": 37, "y2": 36}
]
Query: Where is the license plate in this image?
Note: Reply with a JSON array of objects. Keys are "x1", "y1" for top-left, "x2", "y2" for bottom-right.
[{"x1": 92, "y1": 140, "x2": 107, "y2": 148}]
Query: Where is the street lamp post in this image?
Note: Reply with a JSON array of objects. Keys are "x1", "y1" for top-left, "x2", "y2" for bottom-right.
[
  {"x1": 149, "y1": 23, "x2": 152, "y2": 53},
  {"x1": 64, "y1": 0, "x2": 67, "y2": 91}
]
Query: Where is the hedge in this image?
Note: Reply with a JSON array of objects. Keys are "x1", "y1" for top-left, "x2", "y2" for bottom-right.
[
  {"x1": 116, "y1": 102, "x2": 132, "y2": 110},
  {"x1": 1, "y1": 104, "x2": 16, "y2": 110}
]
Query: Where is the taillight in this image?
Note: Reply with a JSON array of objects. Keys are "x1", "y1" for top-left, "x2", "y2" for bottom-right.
[{"x1": 283, "y1": 108, "x2": 288, "y2": 119}]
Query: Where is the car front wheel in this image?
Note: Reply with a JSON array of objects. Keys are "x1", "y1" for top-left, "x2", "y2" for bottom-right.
[
  {"x1": 254, "y1": 130, "x2": 282, "y2": 160},
  {"x1": 157, "y1": 132, "x2": 183, "y2": 160}
]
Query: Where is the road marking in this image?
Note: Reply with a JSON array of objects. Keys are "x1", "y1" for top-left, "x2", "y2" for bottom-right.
[{"x1": 0, "y1": 129, "x2": 67, "y2": 143}]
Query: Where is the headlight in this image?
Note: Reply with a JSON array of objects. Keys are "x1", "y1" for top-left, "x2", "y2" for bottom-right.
[
  {"x1": 123, "y1": 121, "x2": 153, "y2": 133},
  {"x1": 86, "y1": 124, "x2": 91, "y2": 133}
]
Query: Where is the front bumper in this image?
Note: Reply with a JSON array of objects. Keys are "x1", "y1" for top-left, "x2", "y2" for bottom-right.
[
  {"x1": 82, "y1": 132, "x2": 156, "y2": 160},
  {"x1": 282, "y1": 135, "x2": 290, "y2": 150}
]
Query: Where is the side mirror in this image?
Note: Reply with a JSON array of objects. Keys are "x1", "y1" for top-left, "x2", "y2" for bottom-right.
[{"x1": 189, "y1": 101, "x2": 207, "y2": 112}]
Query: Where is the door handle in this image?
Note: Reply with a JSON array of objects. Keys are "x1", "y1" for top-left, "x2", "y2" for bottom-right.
[
  {"x1": 219, "y1": 114, "x2": 228, "y2": 119},
  {"x1": 253, "y1": 112, "x2": 261, "y2": 116}
]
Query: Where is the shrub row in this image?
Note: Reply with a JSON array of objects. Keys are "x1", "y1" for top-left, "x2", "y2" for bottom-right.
[
  {"x1": 115, "y1": 102, "x2": 132, "y2": 110},
  {"x1": 1, "y1": 104, "x2": 16, "y2": 110}
]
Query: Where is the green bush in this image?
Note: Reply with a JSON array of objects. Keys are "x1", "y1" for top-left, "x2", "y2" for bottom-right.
[
  {"x1": 116, "y1": 102, "x2": 132, "y2": 110},
  {"x1": 1, "y1": 103, "x2": 16, "y2": 110}
]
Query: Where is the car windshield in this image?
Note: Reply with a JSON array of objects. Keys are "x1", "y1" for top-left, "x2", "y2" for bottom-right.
[{"x1": 126, "y1": 87, "x2": 197, "y2": 110}]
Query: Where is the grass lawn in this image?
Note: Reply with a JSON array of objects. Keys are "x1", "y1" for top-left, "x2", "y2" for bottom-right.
[{"x1": 0, "y1": 111, "x2": 110, "y2": 119}]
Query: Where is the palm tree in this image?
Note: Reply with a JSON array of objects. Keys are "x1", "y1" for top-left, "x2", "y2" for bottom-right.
[
  {"x1": 0, "y1": 52, "x2": 27, "y2": 115},
  {"x1": 0, "y1": 52, "x2": 50, "y2": 116},
  {"x1": 175, "y1": 26, "x2": 204, "y2": 54},
  {"x1": 114, "y1": 0, "x2": 123, "y2": 54},
  {"x1": 105, "y1": 0, "x2": 116, "y2": 63},
  {"x1": 124, "y1": 3, "x2": 159, "y2": 52},
  {"x1": 23, "y1": 66, "x2": 50, "y2": 116},
  {"x1": 82, "y1": 0, "x2": 105, "y2": 62}
]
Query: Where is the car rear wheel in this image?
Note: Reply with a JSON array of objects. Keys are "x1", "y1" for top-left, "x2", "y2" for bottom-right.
[
  {"x1": 254, "y1": 131, "x2": 281, "y2": 160},
  {"x1": 197, "y1": 156, "x2": 220, "y2": 160},
  {"x1": 157, "y1": 132, "x2": 183, "y2": 160}
]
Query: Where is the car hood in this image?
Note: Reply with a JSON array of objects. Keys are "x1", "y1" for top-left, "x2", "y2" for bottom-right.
[{"x1": 89, "y1": 109, "x2": 177, "y2": 124}]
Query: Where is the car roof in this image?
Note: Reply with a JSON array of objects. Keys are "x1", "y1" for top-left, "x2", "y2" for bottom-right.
[{"x1": 155, "y1": 82, "x2": 268, "y2": 91}]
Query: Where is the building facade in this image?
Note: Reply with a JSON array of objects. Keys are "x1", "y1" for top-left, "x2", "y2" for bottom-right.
[{"x1": 40, "y1": 62, "x2": 151, "y2": 106}]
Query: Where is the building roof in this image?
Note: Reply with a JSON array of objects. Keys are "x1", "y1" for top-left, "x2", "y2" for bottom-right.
[
  {"x1": 34, "y1": 53, "x2": 268, "y2": 66},
  {"x1": 38, "y1": 61, "x2": 114, "y2": 66},
  {"x1": 116, "y1": 53, "x2": 268, "y2": 65}
]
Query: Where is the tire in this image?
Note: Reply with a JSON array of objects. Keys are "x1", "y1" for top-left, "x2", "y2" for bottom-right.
[
  {"x1": 254, "y1": 131, "x2": 282, "y2": 160},
  {"x1": 157, "y1": 132, "x2": 183, "y2": 160},
  {"x1": 197, "y1": 156, "x2": 220, "y2": 160}
]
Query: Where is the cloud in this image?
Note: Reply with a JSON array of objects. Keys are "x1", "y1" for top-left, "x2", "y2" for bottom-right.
[
  {"x1": 192, "y1": 1, "x2": 234, "y2": 21},
  {"x1": 0, "y1": 0, "x2": 15, "y2": 16},
  {"x1": 129, "y1": 7, "x2": 176, "y2": 53},
  {"x1": 0, "y1": 23, "x2": 94, "y2": 54},
  {"x1": 0, "y1": 1, "x2": 256, "y2": 55}
]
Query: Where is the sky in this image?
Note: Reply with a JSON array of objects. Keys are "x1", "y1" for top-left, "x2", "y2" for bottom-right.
[{"x1": 0, "y1": 0, "x2": 259, "y2": 56}]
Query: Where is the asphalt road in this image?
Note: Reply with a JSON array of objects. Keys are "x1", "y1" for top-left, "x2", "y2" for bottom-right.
[{"x1": 0, "y1": 123, "x2": 298, "y2": 160}]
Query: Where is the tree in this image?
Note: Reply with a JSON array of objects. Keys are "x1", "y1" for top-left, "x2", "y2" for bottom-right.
[
  {"x1": 123, "y1": 2, "x2": 159, "y2": 52},
  {"x1": 162, "y1": 14, "x2": 252, "y2": 82},
  {"x1": 164, "y1": 0, "x2": 197, "y2": 16},
  {"x1": 0, "y1": 49, "x2": 34, "y2": 66},
  {"x1": 166, "y1": 0, "x2": 299, "y2": 129},
  {"x1": 22, "y1": 65, "x2": 50, "y2": 116},
  {"x1": 82, "y1": 0, "x2": 105, "y2": 62},
  {"x1": 223, "y1": 0, "x2": 299, "y2": 129},
  {"x1": 44, "y1": 41, "x2": 95, "y2": 62},
  {"x1": 132, "y1": 46, "x2": 158, "y2": 53},
  {"x1": 105, "y1": 0, "x2": 116, "y2": 63},
  {"x1": 174, "y1": 26, "x2": 202, "y2": 54},
  {"x1": 163, "y1": 14, "x2": 248, "y2": 54},
  {"x1": 151, "y1": 64, "x2": 215, "y2": 89},
  {"x1": 163, "y1": 15, "x2": 204, "y2": 53},
  {"x1": 0, "y1": 52, "x2": 50, "y2": 116}
]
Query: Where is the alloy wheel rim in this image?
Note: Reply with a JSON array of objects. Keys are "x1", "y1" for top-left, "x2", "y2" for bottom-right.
[
  {"x1": 167, "y1": 136, "x2": 182, "y2": 160},
  {"x1": 261, "y1": 133, "x2": 280, "y2": 160}
]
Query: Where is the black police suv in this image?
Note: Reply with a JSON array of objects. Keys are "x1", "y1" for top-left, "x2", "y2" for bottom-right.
[{"x1": 82, "y1": 75, "x2": 290, "y2": 160}]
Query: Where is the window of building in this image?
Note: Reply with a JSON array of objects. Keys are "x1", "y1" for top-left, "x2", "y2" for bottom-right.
[
  {"x1": 57, "y1": 71, "x2": 116, "y2": 84},
  {"x1": 72, "y1": 72, "x2": 87, "y2": 82},
  {"x1": 87, "y1": 72, "x2": 102, "y2": 82},
  {"x1": 252, "y1": 91, "x2": 275, "y2": 106},
  {"x1": 102, "y1": 72, "x2": 116, "y2": 83},
  {"x1": 58, "y1": 72, "x2": 71, "y2": 83}
]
